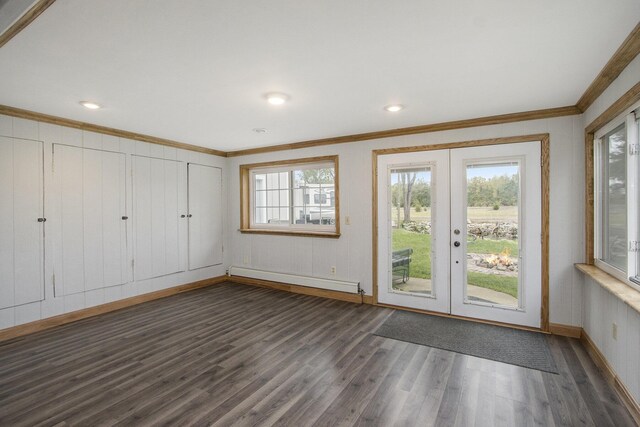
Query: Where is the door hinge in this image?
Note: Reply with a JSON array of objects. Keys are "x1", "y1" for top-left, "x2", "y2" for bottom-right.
[
  {"x1": 52, "y1": 273, "x2": 56, "y2": 287},
  {"x1": 131, "y1": 259, "x2": 135, "y2": 269},
  {"x1": 630, "y1": 144, "x2": 640, "y2": 156},
  {"x1": 630, "y1": 241, "x2": 640, "y2": 252}
]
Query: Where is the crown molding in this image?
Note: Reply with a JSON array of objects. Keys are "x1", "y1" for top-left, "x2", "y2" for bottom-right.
[
  {"x1": 0, "y1": 104, "x2": 226, "y2": 157},
  {"x1": 577, "y1": 21, "x2": 640, "y2": 112},
  {"x1": 225, "y1": 106, "x2": 579, "y2": 157},
  {"x1": 0, "y1": 0, "x2": 56, "y2": 49}
]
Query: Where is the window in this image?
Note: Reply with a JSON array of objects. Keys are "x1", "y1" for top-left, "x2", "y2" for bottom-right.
[
  {"x1": 594, "y1": 103, "x2": 639, "y2": 288},
  {"x1": 240, "y1": 156, "x2": 340, "y2": 237},
  {"x1": 313, "y1": 193, "x2": 327, "y2": 204}
]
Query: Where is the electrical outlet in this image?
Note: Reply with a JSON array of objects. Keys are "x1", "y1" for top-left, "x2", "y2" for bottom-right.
[
  {"x1": 345, "y1": 216, "x2": 351, "y2": 225},
  {"x1": 330, "y1": 266, "x2": 336, "y2": 275},
  {"x1": 243, "y1": 256, "x2": 249, "y2": 265},
  {"x1": 612, "y1": 323, "x2": 618, "y2": 340}
]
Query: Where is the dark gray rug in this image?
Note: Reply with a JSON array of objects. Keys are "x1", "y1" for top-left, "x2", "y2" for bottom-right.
[{"x1": 374, "y1": 310, "x2": 558, "y2": 373}]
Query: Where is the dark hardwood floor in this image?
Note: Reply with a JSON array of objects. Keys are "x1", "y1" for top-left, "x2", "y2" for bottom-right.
[{"x1": 0, "y1": 282, "x2": 635, "y2": 426}]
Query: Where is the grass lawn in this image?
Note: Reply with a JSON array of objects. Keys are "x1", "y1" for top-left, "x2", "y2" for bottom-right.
[
  {"x1": 467, "y1": 272, "x2": 518, "y2": 298},
  {"x1": 392, "y1": 228, "x2": 518, "y2": 297},
  {"x1": 392, "y1": 228, "x2": 432, "y2": 279}
]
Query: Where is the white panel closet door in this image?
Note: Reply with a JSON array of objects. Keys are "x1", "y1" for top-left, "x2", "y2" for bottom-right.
[
  {"x1": 53, "y1": 145, "x2": 128, "y2": 296},
  {"x1": 188, "y1": 164, "x2": 222, "y2": 270},
  {"x1": 132, "y1": 155, "x2": 186, "y2": 281},
  {"x1": 0, "y1": 136, "x2": 44, "y2": 309}
]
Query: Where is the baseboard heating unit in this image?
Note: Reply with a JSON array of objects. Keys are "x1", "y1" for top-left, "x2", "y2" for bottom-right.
[{"x1": 228, "y1": 266, "x2": 361, "y2": 294}]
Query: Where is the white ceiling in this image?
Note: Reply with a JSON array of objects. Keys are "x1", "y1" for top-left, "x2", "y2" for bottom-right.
[{"x1": 0, "y1": 1, "x2": 639, "y2": 151}]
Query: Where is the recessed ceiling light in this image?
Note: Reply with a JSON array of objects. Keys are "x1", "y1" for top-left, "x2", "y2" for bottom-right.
[
  {"x1": 253, "y1": 128, "x2": 267, "y2": 133},
  {"x1": 384, "y1": 104, "x2": 404, "y2": 112},
  {"x1": 80, "y1": 101, "x2": 102, "y2": 110},
  {"x1": 265, "y1": 93, "x2": 289, "y2": 106}
]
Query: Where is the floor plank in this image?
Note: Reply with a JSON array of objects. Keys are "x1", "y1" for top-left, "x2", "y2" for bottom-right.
[{"x1": 0, "y1": 282, "x2": 635, "y2": 426}]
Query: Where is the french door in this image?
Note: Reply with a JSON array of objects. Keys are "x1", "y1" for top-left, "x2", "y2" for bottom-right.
[{"x1": 376, "y1": 141, "x2": 542, "y2": 328}]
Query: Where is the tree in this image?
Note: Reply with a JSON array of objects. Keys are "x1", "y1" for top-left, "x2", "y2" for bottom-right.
[
  {"x1": 412, "y1": 182, "x2": 431, "y2": 208},
  {"x1": 399, "y1": 172, "x2": 417, "y2": 223},
  {"x1": 301, "y1": 168, "x2": 334, "y2": 184},
  {"x1": 466, "y1": 174, "x2": 519, "y2": 207}
]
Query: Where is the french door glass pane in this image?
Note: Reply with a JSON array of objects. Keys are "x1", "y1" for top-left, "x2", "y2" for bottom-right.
[
  {"x1": 389, "y1": 167, "x2": 432, "y2": 296},
  {"x1": 465, "y1": 161, "x2": 520, "y2": 308},
  {"x1": 602, "y1": 124, "x2": 627, "y2": 272}
]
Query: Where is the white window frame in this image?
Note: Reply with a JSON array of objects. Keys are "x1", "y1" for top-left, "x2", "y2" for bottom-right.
[
  {"x1": 240, "y1": 156, "x2": 340, "y2": 237},
  {"x1": 594, "y1": 101, "x2": 640, "y2": 290}
]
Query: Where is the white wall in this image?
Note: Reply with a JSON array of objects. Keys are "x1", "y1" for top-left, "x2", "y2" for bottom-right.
[
  {"x1": 0, "y1": 114, "x2": 228, "y2": 330},
  {"x1": 227, "y1": 115, "x2": 586, "y2": 327},
  {"x1": 581, "y1": 55, "x2": 640, "y2": 404},
  {"x1": 583, "y1": 277, "x2": 640, "y2": 402}
]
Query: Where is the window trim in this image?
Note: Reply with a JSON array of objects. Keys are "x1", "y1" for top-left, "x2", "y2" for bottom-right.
[
  {"x1": 239, "y1": 155, "x2": 340, "y2": 238},
  {"x1": 592, "y1": 101, "x2": 640, "y2": 290}
]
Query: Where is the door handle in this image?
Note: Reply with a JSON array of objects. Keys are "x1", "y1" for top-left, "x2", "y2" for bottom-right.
[
  {"x1": 37, "y1": 217, "x2": 46, "y2": 222},
  {"x1": 181, "y1": 215, "x2": 186, "y2": 218},
  {"x1": 187, "y1": 214, "x2": 193, "y2": 218},
  {"x1": 453, "y1": 241, "x2": 461, "y2": 247}
]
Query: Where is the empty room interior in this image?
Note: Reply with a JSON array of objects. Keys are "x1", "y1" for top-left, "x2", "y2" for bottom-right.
[{"x1": 1, "y1": 1, "x2": 640, "y2": 425}]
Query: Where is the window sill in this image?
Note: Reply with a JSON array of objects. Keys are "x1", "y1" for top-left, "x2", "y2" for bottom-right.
[
  {"x1": 239, "y1": 228, "x2": 341, "y2": 239},
  {"x1": 575, "y1": 263, "x2": 640, "y2": 314}
]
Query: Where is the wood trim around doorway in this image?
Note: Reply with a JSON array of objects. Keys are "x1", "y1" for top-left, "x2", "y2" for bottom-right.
[{"x1": 371, "y1": 133, "x2": 551, "y2": 332}]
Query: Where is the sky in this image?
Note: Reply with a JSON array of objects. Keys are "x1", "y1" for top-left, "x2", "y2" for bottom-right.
[
  {"x1": 466, "y1": 163, "x2": 519, "y2": 179},
  {"x1": 390, "y1": 162, "x2": 518, "y2": 184}
]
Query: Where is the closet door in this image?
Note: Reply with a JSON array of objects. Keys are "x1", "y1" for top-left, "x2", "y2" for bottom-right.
[
  {"x1": 0, "y1": 137, "x2": 44, "y2": 309},
  {"x1": 53, "y1": 145, "x2": 128, "y2": 296},
  {"x1": 188, "y1": 164, "x2": 222, "y2": 270},
  {"x1": 132, "y1": 155, "x2": 186, "y2": 280}
]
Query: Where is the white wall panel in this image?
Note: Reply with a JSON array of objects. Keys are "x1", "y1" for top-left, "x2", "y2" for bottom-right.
[
  {"x1": 102, "y1": 151, "x2": 128, "y2": 286},
  {"x1": 14, "y1": 301, "x2": 41, "y2": 325},
  {"x1": 0, "y1": 136, "x2": 44, "y2": 309},
  {"x1": 0, "y1": 114, "x2": 12, "y2": 136},
  {"x1": 0, "y1": 308, "x2": 14, "y2": 330},
  {"x1": 0, "y1": 114, "x2": 227, "y2": 332},
  {"x1": 13, "y1": 117, "x2": 38, "y2": 140},
  {"x1": 55, "y1": 144, "x2": 84, "y2": 295},
  {"x1": 83, "y1": 148, "x2": 105, "y2": 290},
  {"x1": 583, "y1": 278, "x2": 640, "y2": 404},
  {"x1": 53, "y1": 144, "x2": 128, "y2": 296},
  {"x1": 0, "y1": 137, "x2": 15, "y2": 308},
  {"x1": 188, "y1": 164, "x2": 223, "y2": 270},
  {"x1": 626, "y1": 309, "x2": 640, "y2": 402},
  {"x1": 132, "y1": 155, "x2": 186, "y2": 280}
]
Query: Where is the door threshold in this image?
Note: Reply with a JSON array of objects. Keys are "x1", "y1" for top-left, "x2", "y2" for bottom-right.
[{"x1": 374, "y1": 302, "x2": 548, "y2": 334}]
